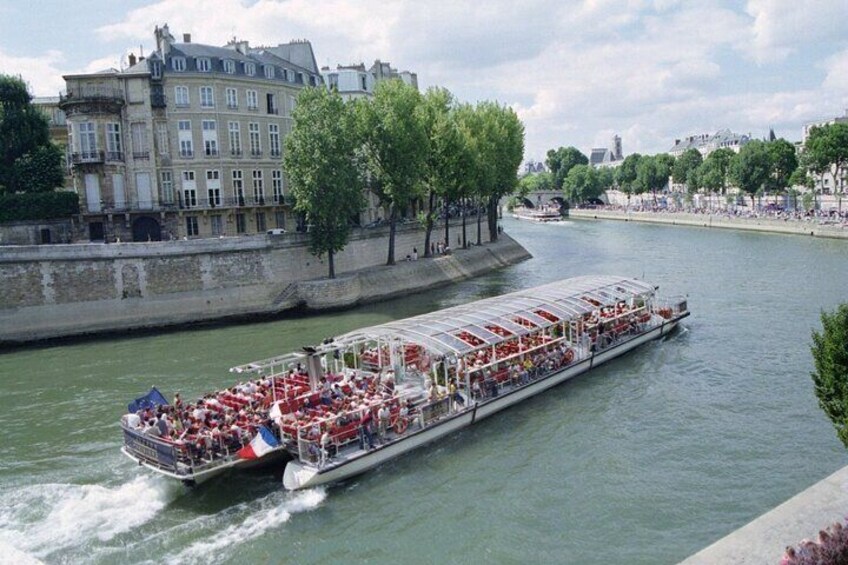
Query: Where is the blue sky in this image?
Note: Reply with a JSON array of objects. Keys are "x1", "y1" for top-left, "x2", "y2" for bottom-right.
[{"x1": 2, "y1": 0, "x2": 847, "y2": 161}]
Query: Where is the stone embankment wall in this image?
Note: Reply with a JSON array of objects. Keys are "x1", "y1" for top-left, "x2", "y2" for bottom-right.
[
  {"x1": 569, "y1": 209, "x2": 848, "y2": 239},
  {"x1": 0, "y1": 225, "x2": 530, "y2": 344}
]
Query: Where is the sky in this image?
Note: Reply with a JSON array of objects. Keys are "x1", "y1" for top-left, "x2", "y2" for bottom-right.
[{"x1": 1, "y1": 0, "x2": 847, "y2": 162}]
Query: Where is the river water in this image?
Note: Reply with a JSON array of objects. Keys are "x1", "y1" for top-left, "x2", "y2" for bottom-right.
[{"x1": 1, "y1": 217, "x2": 846, "y2": 564}]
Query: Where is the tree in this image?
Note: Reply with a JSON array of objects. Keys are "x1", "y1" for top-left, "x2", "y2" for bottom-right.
[
  {"x1": 730, "y1": 140, "x2": 771, "y2": 207},
  {"x1": 356, "y1": 80, "x2": 427, "y2": 265},
  {"x1": 698, "y1": 148, "x2": 734, "y2": 196},
  {"x1": 284, "y1": 88, "x2": 364, "y2": 279},
  {"x1": 811, "y1": 304, "x2": 848, "y2": 449},
  {"x1": 418, "y1": 87, "x2": 456, "y2": 257},
  {"x1": 596, "y1": 166, "x2": 615, "y2": 192},
  {"x1": 0, "y1": 74, "x2": 64, "y2": 194},
  {"x1": 517, "y1": 171, "x2": 553, "y2": 198},
  {"x1": 635, "y1": 155, "x2": 670, "y2": 201},
  {"x1": 765, "y1": 138, "x2": 798, "y2": 195},
  {"x1": 615, "y1": 153, "x2": 642, "y2": 200},
  {"x1": 672, "y1": 149, "x2": 702, "y2": 192},
  {"x1": 546, "y1": 146, "x2": 588, "y2": 190},
  {"x1": 805, "y1": 123, "x2": 848, "y2": 197},
  {"x1": 562, "y1": 164, "x2": 599, "y2": 204},
  {"x1": 477, "y1": 101, "x2": 524, "y2": 242}
]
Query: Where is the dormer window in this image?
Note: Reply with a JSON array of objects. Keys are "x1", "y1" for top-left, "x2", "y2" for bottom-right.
[
  {"x1": 172, "y1": 57, "x2": 186, "y2": 71},
  {"x1": 223, "y1": 59, "x2": 235, "y2": 74},
  {"x1": 264, "y1": 65, "x2": 274, "y2": 79},
  {"x1": 197, "y1": 58, "x2": 211, "y2": 72},
  {"x1": 151, "y1": 61, "x2": 162, "y2": 79},
  {"x1": 244, "y1": 62, "x2": 256, "y2": 76}
]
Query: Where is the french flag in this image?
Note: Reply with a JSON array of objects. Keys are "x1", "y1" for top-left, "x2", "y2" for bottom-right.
[{"x1": 237, "y1": 426, "x2": 281, "y2": 460}]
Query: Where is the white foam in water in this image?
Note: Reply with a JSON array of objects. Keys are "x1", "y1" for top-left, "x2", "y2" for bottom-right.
[
  {"x1": 0, "y1": 476, "x2": 175, "y2": 558},
  {"x1": 170, "y1": 488, "x2": 326, "y2": 564}
]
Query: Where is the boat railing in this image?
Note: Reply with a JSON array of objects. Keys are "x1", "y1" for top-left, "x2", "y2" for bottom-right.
[{"x1": 654, "y1": 295, "x2": 688, "y2": 319}]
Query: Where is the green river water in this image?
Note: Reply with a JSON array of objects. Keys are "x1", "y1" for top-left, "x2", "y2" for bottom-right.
[{"x1": 1, "y1": 217, "x2": 846, "y2": 564}]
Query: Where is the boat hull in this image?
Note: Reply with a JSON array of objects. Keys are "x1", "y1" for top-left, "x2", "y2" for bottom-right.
[{"x1": 283, "y1": 314, "x2": 686, "y2": 490}]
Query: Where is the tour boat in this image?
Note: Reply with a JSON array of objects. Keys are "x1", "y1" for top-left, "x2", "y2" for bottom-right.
[
  {"x1": 512, "y1": 206, "x2": 563, "y2": 222},
  {"x1": 120, "y1": 275, "x2": 689, "y2": 490}
]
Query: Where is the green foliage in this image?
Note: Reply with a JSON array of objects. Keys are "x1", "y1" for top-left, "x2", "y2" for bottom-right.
[
  {"x1": 811, "y1": 304, "x2": 848, "y2": 449},
  {"x1": 804, "y1": 123, "x2": 848, "y2": 191},
  {"x1": 284, "y1": 87, "x2": 364, "y2": 278},
  {"x1": 0, "y1": 191, "x2": 78, "y2": 221},
  {"x1": 562, "y1": 164, "x2": 599, "y2": 204},
  {"x1": 615, "y1": 154, "x2": 642, "y2": 194},
  {"x1": 765, "y1": 138, "x2": 798, "y2": 193},
  {"x1": 697, "y1": 148, "x2": 734, "y2": 194},
  {"x1": 545, "y1": 146, "x2": 588, "y2": 190},
  {"x1": 672, "y1": 149, "x2": 701, "y2": 191},
  {"x1": 730, "y1": 140, "x2": 771, "y2": 204},
  {"x1": 0, "y1": 74, "x2": 62, "y2": 194},
  {"x1": 356, "y1": 80, "x2": 427, "y2": 265},
  {"x1": 595, "y1": 167, "x2": 615, "y2": 191},
  {"x1": 517, "y1": 172, "x2": 553, "y2": 197},
  {"x1": 635, "y1": 155, "x2": 670, "y2": 194}
]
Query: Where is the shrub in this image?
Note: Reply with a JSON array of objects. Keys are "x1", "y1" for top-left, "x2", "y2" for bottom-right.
[{"x1": 0, "y1": 191, "x2": 79, "y2": 222}]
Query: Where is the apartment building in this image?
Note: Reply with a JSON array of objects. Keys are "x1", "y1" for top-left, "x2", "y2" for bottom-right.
[
  {"x1": 60, "y1": 24, "x2": 322, "y2": 242},
  {"x1": 667, "y1": 129, "x2": 751, "y2": 158},
  {"x1": 320, "y1": 60, "x2": 418, "y2": 101}
]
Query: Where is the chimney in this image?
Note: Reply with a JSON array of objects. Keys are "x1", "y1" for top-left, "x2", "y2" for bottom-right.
[
  {"x1": 128, "y1": 53, "x2": 137, "y2": 66},
  {"x1": 183, "y1": 33, "x2": 191, "y2": 43}
]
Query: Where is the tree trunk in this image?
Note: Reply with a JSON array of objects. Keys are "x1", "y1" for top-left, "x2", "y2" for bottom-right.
[
  {"x1": 487, "y1": 196, "x2": 498, "y2": 241},
  {"x1": 461, "y1": 200, "x2": 467, "y2": 249},
  {"x1": 444, "y1": 198, "x2": 450, "y2": 249},
  {"x1": 387, "y1": 204, "x2": 397, "y2": 265},
  {"x1": 476, "y1": 200, "x2": 482, "y2": 246},
  {"x1": 328, "y1": 249, "x2": 335, "y2": 279},
  {"x1": 424, "y1": 189, "x2": 435, "y2": 258}
]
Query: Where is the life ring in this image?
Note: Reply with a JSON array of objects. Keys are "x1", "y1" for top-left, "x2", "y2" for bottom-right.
[
  {"x1": 395, "y1": 417, "x2": 409, "y2": 434},
  {"x1": 564, "y1": 349, "x2": 575, "y2": 365}
]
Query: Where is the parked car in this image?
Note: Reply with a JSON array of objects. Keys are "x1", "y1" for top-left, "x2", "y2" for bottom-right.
[{"x1": 267, "y1": 228, "x2": 286, "y2": 235}]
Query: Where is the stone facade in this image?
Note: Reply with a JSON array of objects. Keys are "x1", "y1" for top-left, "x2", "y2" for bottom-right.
[
  {"x1": 0, "y1": 224, "x2": 531, "y2": 343},
  {"x1": 60, "y1": 24, "x2": 324, "y2": 243}
]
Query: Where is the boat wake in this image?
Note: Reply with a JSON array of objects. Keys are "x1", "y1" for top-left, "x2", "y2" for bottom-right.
[
  {"x1": 0, "y1": 475, "x2": 176, "y2": 562},
  {"x1": 167, "y1": 487, "x2": 326, "y2": 564}
]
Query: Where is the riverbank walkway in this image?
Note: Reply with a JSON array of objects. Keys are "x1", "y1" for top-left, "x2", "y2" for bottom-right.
[
  {"x1": 680, "y1": 465, "x2": 848, "y2": 564},
  {"x1": 569, "y1": 208, "x2": 848, "y2": 240}
]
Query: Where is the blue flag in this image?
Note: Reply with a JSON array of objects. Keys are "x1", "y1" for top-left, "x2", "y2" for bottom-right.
[{"x1": 128, "y1": 387, "x2": 169, "y2": 413}]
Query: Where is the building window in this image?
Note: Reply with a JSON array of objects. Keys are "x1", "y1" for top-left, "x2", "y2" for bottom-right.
[
  {"x1": 161, "y1": 170, "x2": 174, "y2": 204},
  {"x1": 296, "y1": 72, "x2": 303, "y2": 84},
  {"x1": 266, "y1": 93, "x2": 278, "y2": 115},
  {"x1": 181, "y1": 170, "x2": 197, "y2": 208},
  {"x1": 172, "y1": 57, "x2": 186, "y2": 71},
  {"x1": 248, "y1": 123, "x2": 261, "y2": 156},
  {"x1": 206, "y1": 170, "x2": 221, "y2": 207},
  {"x1": 156, "y1": 122, "x2": 170, "y2": 155},
  {"x1": 197, "y1": 57, "x2": 211, "y2": 72},
  {"x1": 252, "y1": 169, "x2": 264, "y2": 203},
  {"x1": 78, "y1": 122, "x2": 97, "y2": 159},
  {"x1": 235, "y1": 213, "x2": 246, "y2": 234},
  {"x1": 199, "y1": 86, "x2": 214, "y2": 108},
  {"x1": 226, "y1": 87, "x2": 238, "y2": 109},
  {"x1": 228, "y1": 121, "x2": 242, "y2": 156},
  {"x1": 175, "y1": 86, "x2": 189, "y2": 106},
  {"x1": 186, "y1": 216, "x2": 199, "y2": 236},
  {"x1": 246, "y1": 90, "x2": 258, "y2": 110},
  {"x1": 264, "y1": 65, "x2": 274, "y2": 79},
  {"x1": 211, "y1": 214, "x2": 224, "y2": 235},
  {"x1": 272, "y1": 169, "x2": 283, "y2": 202},
  {"x1": 106, "y1": 123, "x2": 122, "y2": 160},
  {"x1": 244, "y1": 62, "x2": 256, "y2": 76},
  {"x1": 269, "y1": 124, "x2": 281, "y2": 157},
  {"x1": 280, "y1": 68, "x2": 289, "y2": 82},
  {"x1": 361, "y1": 75, "x2": 367, "y2": 91},
  {"x1": 178, "y1": 120, "x2": 193, "y2": 158},
  {"x1": 233, "y1": 169, "x2": 245, "y2": 205},
  {"x1": 275, "y1": 211, "x2": 286, "y2": 229},
  {"x1": 255, "y1": 212, "x2": 266, "y2": 232},
  {"x1": 151, "y1": 60, "x2": 162, "y2": 79},
  {"x1": 131, "y1": 122, "x2": 149, "y2": 159},
  {"x1": 202, "y1": 120, "x2": 218, "y2": 156},
  {"x1": 223, "y1": 59, "x2": 235, "y2": 74}
]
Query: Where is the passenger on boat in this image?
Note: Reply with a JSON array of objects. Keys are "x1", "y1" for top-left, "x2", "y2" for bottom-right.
[
  {"x1": 377, "y1": 404, "x2": 391, "y2": 442},
  {"x1": 359, "y1": 409, "x2": 375, "y2": 450}
]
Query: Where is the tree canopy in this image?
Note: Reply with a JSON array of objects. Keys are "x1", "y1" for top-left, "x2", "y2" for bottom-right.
[
  {"x1": 765, "y1": 138, "x2": 798, "y2": 193},
  {"x1": 0, "y1": 74, "x2": 64, "y2": 194},
  {"x1": 811, "y1": 304, "x2": 848, "y2": 449},
  {"x1": 730, "y1": 140, "x2": 771, "y2": 205},
  {"x1": 697, "y1": 148, "x2": 734, "y2": 195},
  {"x1": 615, "y1": 154, "x2": 642, "y2": 196},
  {"x1": 804, "y1": 123, "x2": 848, "y2": 194},
  {"x1": 562, "y1": 164, "x2": 601, "y2": 204},
  {"x1": 672, "y1": 148, "x2": 703, "y2": 193},
  {"x1": 545, "y1": 146, "x2": 588, "y2": 191},
  {"x1": 284, "y1": 87, "x2": 365, "y2": 278},
  {"x1": 355, "y1": 80, "x2": 428, "y2": 265}
]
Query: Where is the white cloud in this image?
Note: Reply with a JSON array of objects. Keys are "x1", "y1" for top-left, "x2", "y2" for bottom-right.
[
  {"x1": 745, "y1": 0, "x2": 848, "y2": 64},
  {"x1": 0, "y1": 49, "x2": 67, "y2": 96}
]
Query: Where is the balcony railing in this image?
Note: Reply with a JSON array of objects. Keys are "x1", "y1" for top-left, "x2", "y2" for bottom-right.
[
  {"x1": 105, "y1": 151, "x2": 124, "y2": 162},
  {"x1": 61, "y1": 86, "x2": 124, "y2": 102},
  {"x1": 132, "y1": 151, "x2": 150, "y2": 160},
  {"x1": 71, "y1": 151, "x2": 104, "y2": 164},
  {"x1": 59, "y1": 87, "x2": 125, "y2": 115},
  {"x1": 176, "y1": 195, "x2": 280, "y2": 210}
]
